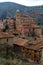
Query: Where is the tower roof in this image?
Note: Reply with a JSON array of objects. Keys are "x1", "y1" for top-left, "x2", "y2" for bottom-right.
[{"x1": 16, "y1": 9, "x2": 20, "y2": 13}]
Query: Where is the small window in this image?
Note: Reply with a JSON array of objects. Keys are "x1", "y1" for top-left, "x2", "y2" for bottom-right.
[
  {"x1": 34, "y1": 37, "x2": 36, "y2": 40},
  {"x1": 7, "y1": 39, "x2": 8, "y2": 42},
  {"x1": 29, "y1": 43, "x2": 33, "y2": 46},
  {"x1": 34, "y1": 50, "x2": 37, "y2": 53}
]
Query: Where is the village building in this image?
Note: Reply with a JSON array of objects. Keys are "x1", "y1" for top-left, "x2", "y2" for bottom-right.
[
  {"x1": 0, "y1": 11, "x2": 43, "y2": 63},
  {"x1": 2, "y1": 18, "x2": 16, "y2": 32},
  {"x1": 0, "y1": 21, "x2": 4, "y2": 31},
  {"x1": 16, "y1": 12, "x2": 41, "y2": 37},
  {"x1": 7, "y1": 18, "x2": 16, "y2": 32},
  {"x1": 13, "y1": 37, "x2": 43, "y2": 63},
  {"x1": 15, "y1": 12, "x2": 43, "y2": 38},
  {"x1": 0, "y1": 32, "x2": 14, "y2": 46}
]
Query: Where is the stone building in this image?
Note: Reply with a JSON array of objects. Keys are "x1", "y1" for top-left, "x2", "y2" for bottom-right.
[
  {"x1": 0, "y1": 21, "x2": 4, "y2": 32},
  {"x1": 33, "y1": 25, "x2": 42, "y2": 37},
  {"x1": 13, "y1": 37, "x2": 43, "y2": 63},
  {"x1": 16, "y1": 12, "x2": 37, "y2": 36},
  {"x1": 15, "y1": 12, "x2": 43, "y2": 37},
  {"x1": 2, "y1": 18, "x2": 16, "y2": 32},
  {"x1": 6, "y1": 18, "x2": 16, "y2": 32},
  {"x1": 0, "y1": 32, "x2": 14, "y2": 46}
]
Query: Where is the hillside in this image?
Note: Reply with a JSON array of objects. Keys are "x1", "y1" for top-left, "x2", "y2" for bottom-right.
[{"x1": 0, "y1": 2, "x2": 43, "y2": 24}]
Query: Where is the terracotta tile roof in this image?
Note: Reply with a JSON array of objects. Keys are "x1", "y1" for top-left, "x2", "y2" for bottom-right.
[
  {"x1": 25, "y1": 38, "x2": 43, "y2": 50},
  {"x1": 0, "y1": 32, "x2": 14, "y2": 39},
  {"x1": 13, "y1": 37, "x2": 28, "y2": 46},
  {"x1": 8, "y1": 30, "x2": 19, "y2": 35},
  {"x1": 27, "y1": 41, "x2": 43, "y2": 50},
  {"x1": 28, "y1": 38, "x2": 43, "y2": 45},
  {"x1": 13, "y1": 37, "x2": 43, "y2": 50}
]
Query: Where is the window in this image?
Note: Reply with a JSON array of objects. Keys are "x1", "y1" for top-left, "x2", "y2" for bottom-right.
[
  {"x1": 7, "y1": 39, "x2": 8, "y2": 42},
  {"x1": 34, "y1": 50, "x2": 37, "y2": 53},
  {"x1": 29, "y1": 43, "x2": 33, "y2": 46}
]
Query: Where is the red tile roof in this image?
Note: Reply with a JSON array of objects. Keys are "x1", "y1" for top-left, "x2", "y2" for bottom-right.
[
  {"x1": 13, "y1": 37, "x2": 43, "y2": 50},
  {"x1": 13, "y1": 37, "x2": 28, "y2": 46},
  {"x1": 0, "y1": 32, "x2": 14, "y2": 39}
]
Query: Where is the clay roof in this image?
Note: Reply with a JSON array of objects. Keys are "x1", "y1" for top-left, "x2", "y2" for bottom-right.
[
  {"x1": 0, "y1": 32, "x2": 14, "y2": 39},
  {"x1": 25, "y1": 37, "x2": 43, "y2": 50},
  {"x1": 13, "y1": 37, "x2": 28, "y2": 46},
  {"x1": 8, "y1": 30, "x2": 19, "y2": 35},
  {"x1": 13, "y1": 37, "x2": 43, "y2": 50},
  {"x1": 26, "y1": 41, "x2": 43, "y2": 50},
  {"x1": 28, "y1": 38, "x2": 43, "y2": 45}
]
